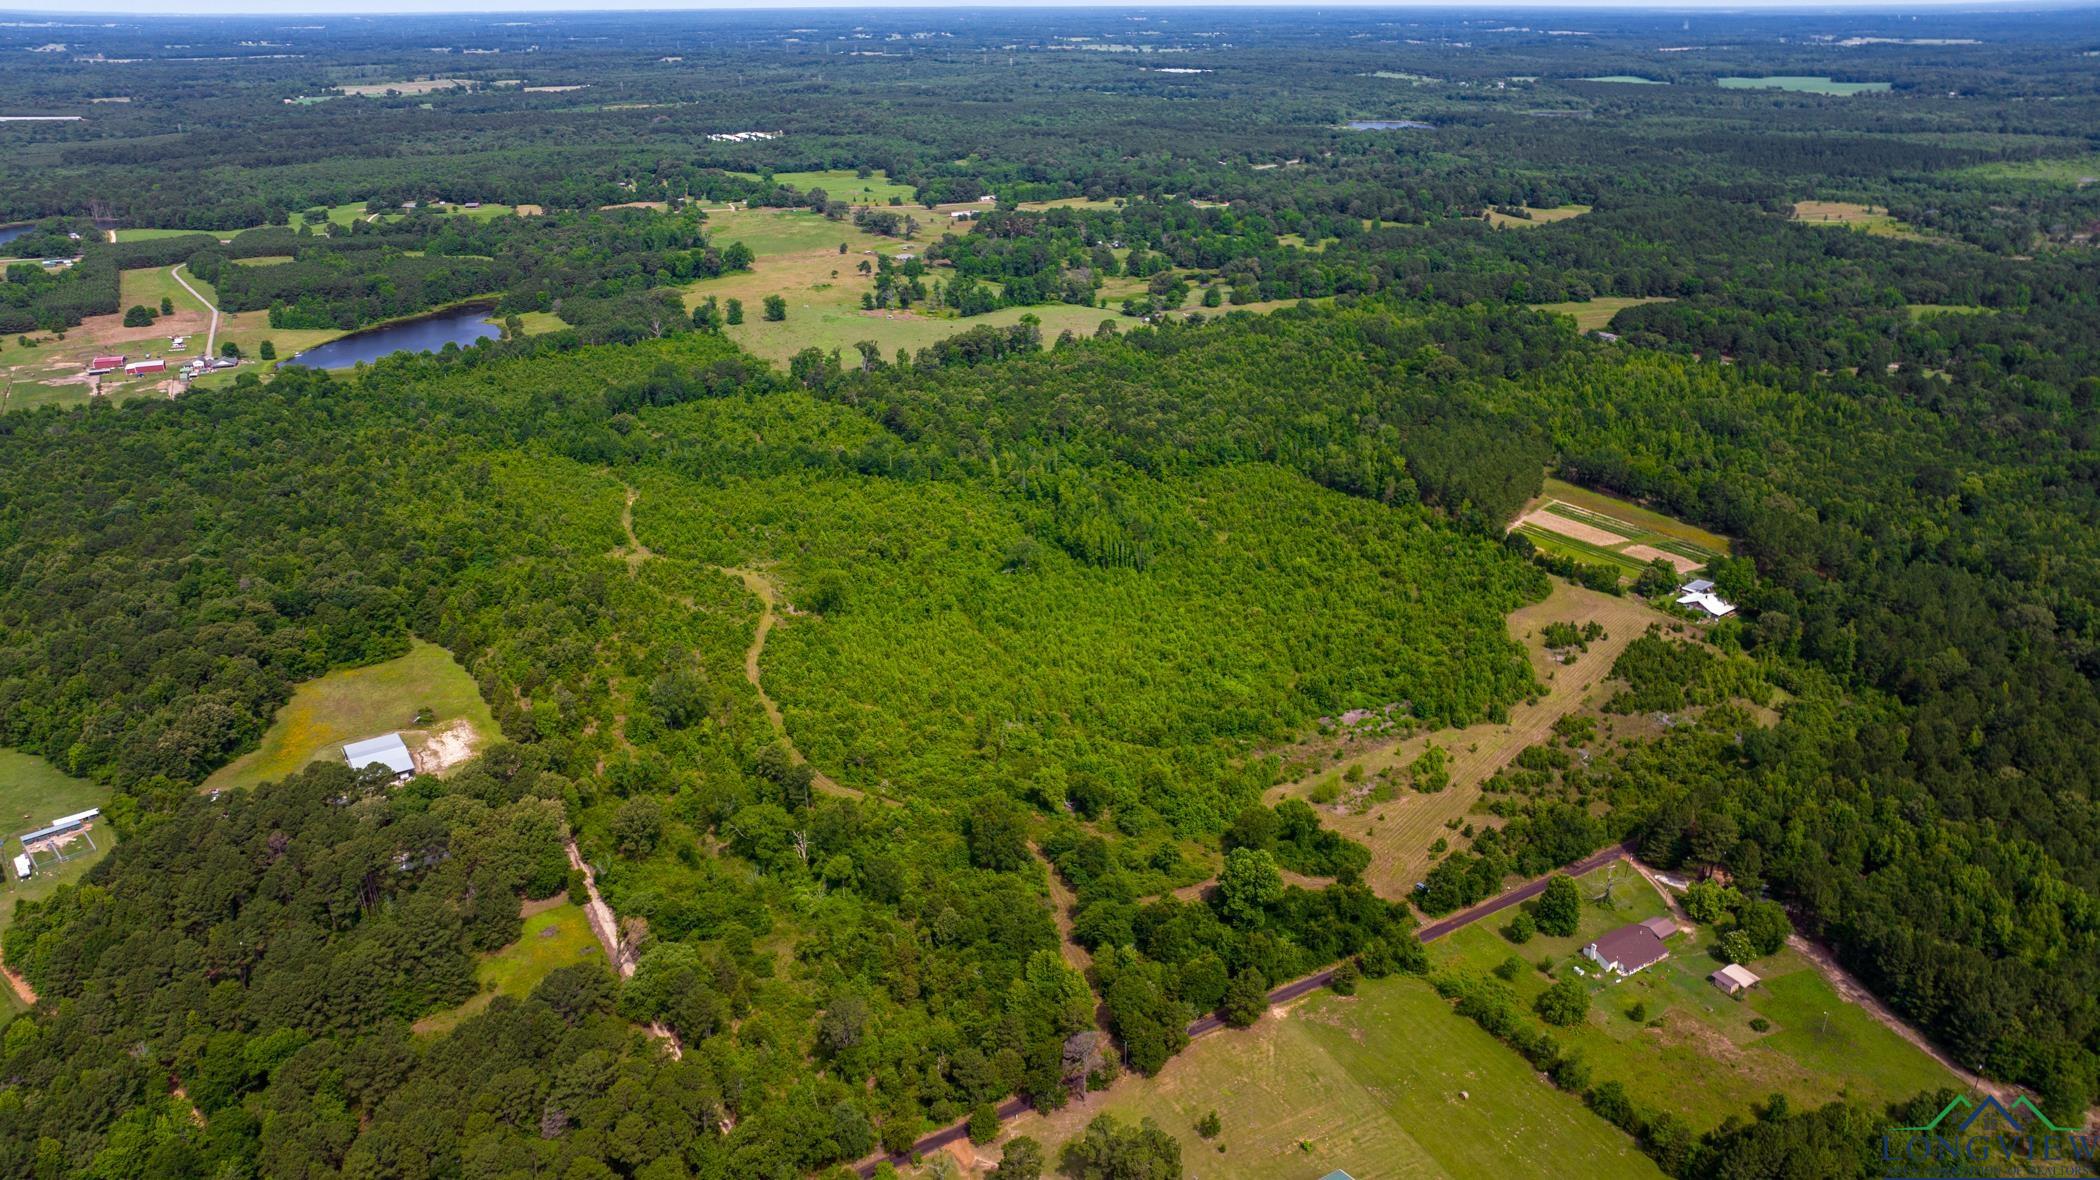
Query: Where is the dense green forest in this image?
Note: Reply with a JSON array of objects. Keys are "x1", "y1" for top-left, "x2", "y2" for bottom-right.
[{"x1": 4, "y1": 7, "x2": 2100, "y2": 1180}]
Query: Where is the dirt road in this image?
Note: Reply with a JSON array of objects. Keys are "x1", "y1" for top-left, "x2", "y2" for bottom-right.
[{"x1": 171, "y1": 264, "x2": 219, "y2": 359}]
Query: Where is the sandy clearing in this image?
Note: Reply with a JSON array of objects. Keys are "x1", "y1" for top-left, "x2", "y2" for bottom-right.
[
  {"x1": 1621, "y1": 543, "x2": 1701, "y2": 573},
  {"x1": 1517, "y1": 509, "x2": 1626, "y2": 549},
  {"x1": 414, "y1": 718, "x2": 480, "y2": 774}
]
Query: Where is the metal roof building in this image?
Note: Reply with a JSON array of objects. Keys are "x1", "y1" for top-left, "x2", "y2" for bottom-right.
[{"x1": 343, "y1": 733, "x2": 416, "y2": 780}]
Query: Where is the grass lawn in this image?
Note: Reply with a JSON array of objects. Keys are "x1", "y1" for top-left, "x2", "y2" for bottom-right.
[
  {"x1": 0, "y1": 749, "x2": 115, "y2": 941},
  {"x1": 1790, "y1": 201, "x2": 1934, "y2": 241},
  {"x1": 1430, "y1": 865, "x2": 1960, "y2": 1131},
  {"x1": 1583, "y1": 75, "x2": 1666, "y2": 84},
  {"x1": 202, "y1": 639, "x2": 499, "y2": 791},
  {"x1": 1486, "y1": 204, "x2": 1592, "y2": 228},
  {"x1": 1531, "y1": 295, "x2": 1672, "y2": 333},
  {"x1": 1718, "y1": 76, "x2": 1891, "y2": 96},
  {"x1": 990, "y1": 974, "x2": 1660, "y2": 1180},
  {"x1": 412, "y1": 900, "x2": 601, "y2": 1036}
]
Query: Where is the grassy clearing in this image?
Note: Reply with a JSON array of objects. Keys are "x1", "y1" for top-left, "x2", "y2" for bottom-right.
[
  {"x1": 1531, "y1": 295, "x2": 1671, "y2": 333},
  {"x1": 0, "y1": 749, "x2": 114, "y2": 941},
  {"x1": 113, "y1": 226, "x2": 262, "y2": 243},
  {"x1": 1268, "y1": 581, "x2": 1680, "y2": 899},
  {"x1": 0, "y1": 266, "x2": 216, "y2": 412},
  {"x1": 1582, "y1": 75, "x2": 1666, "y2": 84},
  {"x1": 1486, "y1": 204, "x2": 1592, "y2": 228},
  {"x1": 202, "y1": 639, "x2": 498, "y2": 792},
  {"x1": 1790, "y1": 200, "x2": 1934, "y2": 241},
  {"x1": 988, "y1": 974, "x2": 1660, "y2": 1180},
  {"x1": 1430, "y1": 864, "x2": 1959, "y2": 1131},
  {"x1": 412, "y1": 900, "x2": 600, "y2": 1035},
  {"x1": 1961, "y1": 153, "x2": 2100, "y2": 185},
  {"x1": 1718, "y1": 76, "x2": 1891, "y2": 96}
]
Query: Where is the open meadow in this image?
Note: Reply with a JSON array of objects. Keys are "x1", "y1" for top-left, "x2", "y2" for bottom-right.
[
  {"x1": 1718, "y1": 76, "x2": 1890, "y2": 95},
  {"x1": 982, "y1": 975, "x2": 1662, "y2": 1180},
  {"x1": 202, "y1": 639, "x2": 498, "y2": 792}
]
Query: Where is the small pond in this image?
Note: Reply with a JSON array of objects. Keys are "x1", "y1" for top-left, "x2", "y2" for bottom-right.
[{"x1": 286, "y1": 304, "x2": 500, "y2": 369}]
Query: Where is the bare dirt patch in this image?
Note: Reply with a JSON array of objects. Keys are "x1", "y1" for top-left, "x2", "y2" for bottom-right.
[
  {"x1": 1517, "y1": 509, "x2": 1626, "y2": 548},
  {"x1": 414, "y1": 718, "x2": 481, "y2": 775}
]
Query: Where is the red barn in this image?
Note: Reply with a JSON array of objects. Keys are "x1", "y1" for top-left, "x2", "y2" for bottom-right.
[
  {"x1": 87, "y1": 355, "x2": 125, "y2": 375},
  {"x1": 125, "y1": 359, "x2": 167, "y2": 376}
]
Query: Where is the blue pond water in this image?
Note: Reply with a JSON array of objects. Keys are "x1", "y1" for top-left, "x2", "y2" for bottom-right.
[
  {"x1": 1345, "y1": 119, "x2": 1435, "y2": 131},
  {"x1": 0, "y1": 224, "x2": 35, "y2": 249},
  {"x1": 286, "y1": 305, "x2": 500, "y2": 369}
]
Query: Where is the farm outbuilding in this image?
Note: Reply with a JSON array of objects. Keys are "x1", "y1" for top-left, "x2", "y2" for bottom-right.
[
  {"x1": 86, "y1": 355, "x2": 125, "y2": 375},
  {"x1": 344, "y1": 733, "x2": 416, "y2": 781},
  {"x1": 1639, "y1": 915, "x2": 1679, "y2": 940},
  {"x1": 1710, "y1": 964, "x2": 1761, "y2": 997},
  {"x1": 1584, "y1": 924, "x2": 1671, "y2": 977},
  {"x1": 125, "y1": 359, "x2": 166, "y2": 376}
]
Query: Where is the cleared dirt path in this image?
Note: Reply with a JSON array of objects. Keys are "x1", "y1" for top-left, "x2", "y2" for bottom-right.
[
  {"x1": 171, "y1": 264, "x2": 219, "y2": 359},
  {"x1": 566, "y1": 837, "x2": 682, "y2": 1058},
  {"x1": 1267, "y1": 581, "x2": 1676, "y2": 900},
  {"x1": 0, "y1": 950, "x2": 37, "y2": 1008}
]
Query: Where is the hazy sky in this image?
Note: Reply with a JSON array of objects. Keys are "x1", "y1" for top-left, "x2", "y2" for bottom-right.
[{"x1": 17, "y1": 0, "x2": 2053, "y2": 12}]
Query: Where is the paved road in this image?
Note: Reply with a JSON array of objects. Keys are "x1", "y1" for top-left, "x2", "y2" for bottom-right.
[
  {"x1": 170, "y1": 264, "x2": 219, "y2": 360},
  {"x1": 854, "y1": 840, "x2": 1634, "y2": 1176},
  {"x1": 1414, "y1": 840, "x2": 1635, "y2": 942}
]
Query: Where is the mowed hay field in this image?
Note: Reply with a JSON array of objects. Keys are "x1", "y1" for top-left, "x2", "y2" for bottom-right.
[
  {"x1": 202, "y1": 639, "x2": 499, "y2": 792},
  {"x1": 1267, "y1": 581, "x2": 1680, "y2": 899},
  {"x1": 1961, "y1": 153, "x2": 2100, "y2": 185},
  {"x1": 1430, "y1": 865, "x2": 1961, "y2": 1131},
  {"x1": 413, "y1": 900, "x2": 601, "y2": 1036},
  {"x1": 985, "y1": 977, "x2": 1662, "y2": 1180},
  {"x1": 1531, "y1": 295, "x2": 1671, "y2": 333},
  {"x1": 1485, "y1": 203, "x2": 1591, "y2": 228}
]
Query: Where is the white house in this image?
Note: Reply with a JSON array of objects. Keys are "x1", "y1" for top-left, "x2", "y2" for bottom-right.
[
  {"x1": 344, "y1": 733, "x2": 416, "y2": 781},
  {"x1": 1676, "y1": 578, "x2": 1736, "y2": 619}
]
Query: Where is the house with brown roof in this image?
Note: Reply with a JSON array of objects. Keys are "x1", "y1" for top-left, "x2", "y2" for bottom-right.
[{"x1": 1583, "y1": 923, "x2": 1670, "y2": 977}]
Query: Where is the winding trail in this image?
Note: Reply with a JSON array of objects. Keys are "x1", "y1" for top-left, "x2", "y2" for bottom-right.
[
  {"x1": 171, "y1": 264, "x2": 219, "y2": 360},
  {"x1": 618, "y1": 487, "x2": 867, "y2": 803}
]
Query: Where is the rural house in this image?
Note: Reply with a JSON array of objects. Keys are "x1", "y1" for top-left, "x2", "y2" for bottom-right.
[
  {"x1": 343, "y1": 733, "x2": 416, "y2": 782},
  {"x1": 1676, "y1": 578, "x2": 1737, "y2": 618},
  {"x1": 1584, "y1": 923, "x2": 1671, "y2": 977},
  {"x1": 1710, "y1": 964, "x2": 1761, "y2": 997}
]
